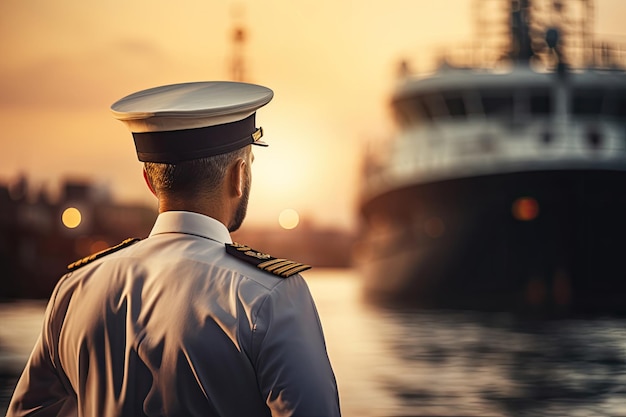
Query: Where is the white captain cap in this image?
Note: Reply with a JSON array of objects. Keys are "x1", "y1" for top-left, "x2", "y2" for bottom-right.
[{"x1": 111, "y1": 81, "x2": 274, "y2": 163}]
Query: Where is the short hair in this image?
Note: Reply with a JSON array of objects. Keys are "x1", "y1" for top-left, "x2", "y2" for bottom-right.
[{"x1": 144, "y1": 146, "x2": 249, "y2": 198}]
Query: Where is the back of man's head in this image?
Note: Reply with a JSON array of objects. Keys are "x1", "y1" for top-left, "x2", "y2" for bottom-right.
[{"x1": 144, "y1": 146, "x2": 249, "y2": 200}]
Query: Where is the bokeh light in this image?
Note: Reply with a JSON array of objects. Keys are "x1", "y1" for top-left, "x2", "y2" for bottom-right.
[
  {"x1": 278, "y1": 208, "x2": 300, "y2": 230},
  {"x1": 61, "y1": 207, "x2": 82, "y2": 229},
  {"x1": 512, "y1": 197, "x2": 540, "y2": 221}
]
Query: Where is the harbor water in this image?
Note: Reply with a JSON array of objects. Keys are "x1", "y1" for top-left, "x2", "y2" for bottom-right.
[{"x1": 2, "y1": 268, "x2": 626, "y2": 416}]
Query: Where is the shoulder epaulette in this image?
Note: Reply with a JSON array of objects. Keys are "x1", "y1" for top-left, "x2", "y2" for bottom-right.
[
  {"x1": 225, "y1": 242, "x2": 312, "y2": 278},
  {"x1": 67, "y1": 238, "x2": 141, "y2": 272}
]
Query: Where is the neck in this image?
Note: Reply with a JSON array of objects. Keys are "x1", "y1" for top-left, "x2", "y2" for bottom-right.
[{"x1": 158, "y1": 196, "x2": 231, "y2": 229}]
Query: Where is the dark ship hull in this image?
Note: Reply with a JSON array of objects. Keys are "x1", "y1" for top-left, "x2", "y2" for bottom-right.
[{"x1": 358, "y1": 168, "x2": 626, "y2": 313}]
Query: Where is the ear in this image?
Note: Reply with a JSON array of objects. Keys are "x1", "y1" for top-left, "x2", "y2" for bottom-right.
[
  {"x1": 143, "y1": 168, "x2": 157, "y2": 197},
  {"x1": 230, "y1": 158, "x2": 247, "y2": 197}
]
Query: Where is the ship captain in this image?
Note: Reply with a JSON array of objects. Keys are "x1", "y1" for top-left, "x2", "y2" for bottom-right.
[{"x1": 7, "y1": 81, "x2": 341, "y2": 417}]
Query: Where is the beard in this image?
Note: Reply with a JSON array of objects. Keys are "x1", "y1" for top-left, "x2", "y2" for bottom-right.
[{"x1": 228, "y1": 172, "x2": 250, "y2": 232}]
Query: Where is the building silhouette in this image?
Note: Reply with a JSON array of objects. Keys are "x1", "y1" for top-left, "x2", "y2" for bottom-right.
[
  {"x1": 0, "y1": 174, "x2": 355, "y2": 300},
  {"x1": 0, "y1": 175, "x2": 156, "y2": 299}
]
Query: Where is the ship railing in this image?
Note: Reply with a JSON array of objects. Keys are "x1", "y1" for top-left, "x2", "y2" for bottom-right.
[{"x1": 398, "y1": 38, "x2": 626, "y2": 79}]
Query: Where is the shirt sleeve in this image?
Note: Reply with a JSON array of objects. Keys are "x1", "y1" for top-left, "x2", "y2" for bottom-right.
[
  {"x1": 251, "y1": 275, "x2": 341, "y2": 417},
  {"x1": 6, "y1": 282, "x2": 75, "y2": 417}
]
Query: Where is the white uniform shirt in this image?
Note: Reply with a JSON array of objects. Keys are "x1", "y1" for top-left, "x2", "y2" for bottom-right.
[{"x1": 7, "y1": 211, "x2": 341, "y2": 417}]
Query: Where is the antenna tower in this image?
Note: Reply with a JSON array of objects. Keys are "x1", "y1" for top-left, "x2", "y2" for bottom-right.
[
  {"x1": 230, "y1": 4, "x2": 247, "y2": 81},
  {"x1": 471, "y1": 0, "x2": 597, "y2": 68}
]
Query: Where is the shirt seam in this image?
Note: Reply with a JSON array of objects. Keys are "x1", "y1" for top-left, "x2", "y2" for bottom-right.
[{"x1": 249, "y1": 277, "x2": 287, "y2": 364}]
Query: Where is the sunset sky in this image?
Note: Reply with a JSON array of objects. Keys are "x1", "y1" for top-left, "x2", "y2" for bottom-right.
[{"x1": 1, "y1": 0, "x2": 624, "y2": 230}]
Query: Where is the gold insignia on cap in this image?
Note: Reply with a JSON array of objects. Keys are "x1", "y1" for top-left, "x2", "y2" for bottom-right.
[
  {"x1": 225, "y1": 242, "x2": 311, "y2": 278},
  {"x1": 252, "y1": 127, "x2": 263, "y2": 142}
]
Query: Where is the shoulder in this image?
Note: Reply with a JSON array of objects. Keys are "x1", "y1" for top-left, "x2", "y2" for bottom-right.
[
  {"x1": 225, "y1": 242, "x2": 311, "y2": 278},
  {"x1": 67, "y1": 238, "x2": 141, "y2": 272}
]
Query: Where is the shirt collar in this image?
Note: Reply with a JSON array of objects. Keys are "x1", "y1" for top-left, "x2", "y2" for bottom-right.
[{"x1": 149, "y1": 211, "x2": 233, "y2": 244}]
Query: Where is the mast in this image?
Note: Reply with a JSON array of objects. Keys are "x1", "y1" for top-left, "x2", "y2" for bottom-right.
[{"x1": 510, "y1": 0, "x2": 533, "y2": 63}]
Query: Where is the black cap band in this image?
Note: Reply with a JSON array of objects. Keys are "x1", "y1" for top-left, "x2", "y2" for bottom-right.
[{"x1": 133, "y1": 114, "x2": 258, "y2": 163}]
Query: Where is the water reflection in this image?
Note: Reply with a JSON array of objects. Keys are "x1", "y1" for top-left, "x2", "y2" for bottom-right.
[
  {"x1": 308, "y1": 270, "x2": 626, "y2": 417},
  {"x1": 0, "y1": 300, "x2": 45, "y2": 415},
  {"x1": 374, "y1": 310, "x2": 626, "y2": 416}
]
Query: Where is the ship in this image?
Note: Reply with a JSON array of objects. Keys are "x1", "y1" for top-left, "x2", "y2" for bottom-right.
[{"x1": 356, "y1": 0, "x2": 626, "y2": 313}]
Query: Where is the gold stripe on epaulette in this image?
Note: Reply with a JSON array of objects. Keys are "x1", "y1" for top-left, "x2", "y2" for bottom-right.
[
  {"x1": 68, "y1": 253, "x2": 97, "y2": 270},
  {"x1": 257, "y1": 258, "x2": 287, "y2": 269},
  {"x1": 273, "y1": 262, "x2": 303, "y2": 276},
  {"x1": 227, "y1": 242, "x2": 311, "y2": 278},
  {"x1": 279, "y1": 264, "x2": 312, "y2": 277},
  {"x1": 67, "y1": 237, "x2": 139, "y2": 271},
  {"x1": 244, "y1": 250, "x2": 271, "y2": 259},
  {"x1": 264, "y1": 260, "x2": 295, "y2": 272}
]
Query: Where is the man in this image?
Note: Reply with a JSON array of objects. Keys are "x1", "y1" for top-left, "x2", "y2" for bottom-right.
[{"x1": 7, "y1": 81, "x2": 341, "y2": 417}]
